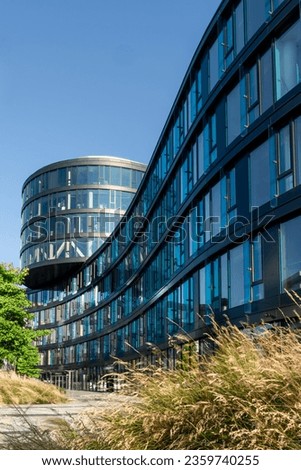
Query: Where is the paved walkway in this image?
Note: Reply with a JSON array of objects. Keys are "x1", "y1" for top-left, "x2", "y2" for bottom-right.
[{"x1": 0, "y1": 390, "x2": 136, "y2": 445}]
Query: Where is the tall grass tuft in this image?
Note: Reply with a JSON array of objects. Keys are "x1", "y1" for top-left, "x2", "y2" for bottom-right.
[
  {"x1": 85, "y1": 323, "x2": 301, "y2": 450},
  {"x1": 3, "y1": 321, "x2": 301, "y2": 449},
  {"x1": 66, "y1": 322, "x2": 301, "y2": 450},
  {"x1": 0, "y1": 371, "x2": 67, "y2": 405}
]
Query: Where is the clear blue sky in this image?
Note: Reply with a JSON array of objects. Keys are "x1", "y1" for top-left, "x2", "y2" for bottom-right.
[{"x1": 0, "y1": 0, "x2": 220, "y2": 267}]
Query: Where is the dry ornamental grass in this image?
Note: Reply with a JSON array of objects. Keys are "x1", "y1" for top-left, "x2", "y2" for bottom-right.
[
  {"x1": 86, "y1": 323, "x2": 301, "y2": 450},
  {"x1": 3, "y1": 319, "x2": 301, "y2": 450},
  {"x1": 0, "y1": 371, "x2": 67, "y2": 405}
]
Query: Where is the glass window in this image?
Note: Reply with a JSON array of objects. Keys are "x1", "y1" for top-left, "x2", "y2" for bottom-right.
[
  {"x1": 280, "y1": 216, "x2": 301, "y2": 291},
  {"x1": 41, "y1": 196, "x2": 48, "y2": 216},
  {"x1": 209, "y1": 113, "x2": 217, "y2": 163},
  {"x1": 204, "y1": 193, "x2": 211, "y2": 243},
  {"x1": 99, "y1": 189, "x2": 109, "y2": 208},
  {"x1": 227, "y1": 168, "x2": 237, "y2": 221},
  {"x1": 221, "y1": 253, "x2": 228, "y2": 310},
  {"x1": 235, "y1": 1, "x2": 245, "y2": 54},
  {"x1": 121, "y1": 191, "x2": 134, "y2": 210},
  {"x1": 295, "y1": 117, "x2": 301, "y2": 186},
  {"x1": 275, "y1": 20, "x2": 301, "y2": 100},
  {"x1": 246, "y1": 62, "x2": 260, "y2": 125},
  {"x1": 180, "y1": 152, "x2": 193, "y2": 203},
  {"x1": 131, "y1": 170, "x2": 141, "y2": 189},
  {"x1": 202, "y1": 115, "x2": 217, "y2": 172},
  {"x1": 70, "y1": 166, "x2": 78, "y2": 185},
  {"x1": 77, "y1": 167, "x2": 87, "y2": 185},
  {"x1": 209, "y1": 38, "x2": 219, "y2": 91},
  {"x1": 189, "y1": 65, "x2": 202, "y2": 125},
  {"x1": 167, "y1": 290, "x2": 179, "y2": 335},
  {"x1": 174, "y1": 105, "x2": 186, "y2": 154},
  {"x1": 279, "y1": 126, "x2": 291, "y2": 174},
  {"x1": 277, "y1": 124, "x2": 293, "y2": 195},
  {"x1": 197, "y1": 130, "x2": 204, "y2": 178},
  {"x1": 223, "y1": 15, "x2": 234, "y2": 69},
  {"x1": 48, "y1": 170, "x2": 58, "y2": 189},
  {"x1": 251, "y1": 235, "x2": 264, "y2": 301},
  {"x1": 199, "y1": 265, "x2": 211, "y2": 322},
  {"x1": 189, "y1": 206, "x2": 198, "y2": 256},
  {"x1": 260, "y1": 48, "x2": 273, "y2": 113},
  {"x1": 250, "y1": 140, "x2": 271, "y2": 208},
  {"x1": 87, "y1": 166, "x2": 99, "y2": 184},
  {"x1": 229, "y1": 244, "x2": 244, "y2": 308},
  {"x1": 196, "y1": 67, "x2": 202, "y2": 112},
  {"x1": 173, "y1": 227, "x2": 185, "y2": 270},
  {"x1": 246, "y1": 0, "x2": 268, "y2": 41},
  {"x1": 121, "y1": 168, "x2": 131, "y2": 187},
  {"x1": 58, "y1": 168, "x2": 67, "y2": 187},
  {"x1": 227, "y1": 82, "x2": 241, "y2": 144},
  {"x1": 211, "y1": 181, "x2": 221, "y2": 237},
  {"x1": 109, "y1": 189, "x2": 117, "y2": 209},
  {"x1": 273, "y1": 0, "x2": 285, "y2": 9},
  {"x1": 212, "y1": 258, "x2": 220, "y2": 310},
  {"x1": 181, "y1": 278, "x2": 194, "y2": 331}
]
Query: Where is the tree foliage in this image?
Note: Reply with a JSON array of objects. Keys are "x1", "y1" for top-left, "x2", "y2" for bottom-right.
[{"x1": 0, "y1": 263, "x2": 46, "y2": 377}]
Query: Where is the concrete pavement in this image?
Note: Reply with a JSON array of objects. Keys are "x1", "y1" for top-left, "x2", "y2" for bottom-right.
[{"x1": 0, "y1": 390, "x2": 136, "y2": 445}]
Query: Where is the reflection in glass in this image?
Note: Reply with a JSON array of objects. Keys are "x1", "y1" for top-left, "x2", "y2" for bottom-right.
[
  {"x1": 260, "y1": 48, "x2": 273, "y2": 113},
  {"x1": 229, "y1": 244, "x2": 244, "y2": 308},
  {"x1": 275, "y1": 21, "x2": 301, "y2": 100},
  {"x1": 250, "y1": 140, "x2": 271, "y2": 208},
  {"x1": 227, "y1": 83, "x2": 241, "y2": 144},
  {"x1": 246, "y1": 0, "x2": 268, "y2": 40},
  {"x1": 280, "y1": 216, "x2": 301, "y2": 291},
  {"x1": 209, "y1": 38, "x2": 219, "y2": 91}
]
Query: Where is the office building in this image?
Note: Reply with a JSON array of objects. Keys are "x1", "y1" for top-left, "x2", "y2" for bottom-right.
[{"x1": 22, "y1": 0, "x2": 301, "y2": 389}]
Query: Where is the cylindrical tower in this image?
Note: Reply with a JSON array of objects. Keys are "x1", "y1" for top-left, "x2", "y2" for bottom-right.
[{"x1": 21, "y1": 156, "x2": 146, "y2": 288}]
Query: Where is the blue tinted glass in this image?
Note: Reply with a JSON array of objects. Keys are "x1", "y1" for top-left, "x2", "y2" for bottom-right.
[
  {"x1": 274, "y1": 0, "x2": 285, "y2": 10},
  {"x1": 197, "y1": 130, "x2": 204, "y2": 177},
  {"x1": 295, "y1": 117, "x2": 301, "y2": 186},
  {"x1": 196, "y1": 68, "x2": 202, "y2": 112},
  {"x1": 235, "y1": 1, "x2": 244, "y2": 54},
  {"x1": 121, "y1": 168, "x2": 131, "y2": 187},
  {"x1": 250, "y1": 140, "x2": 271, "y2": 207},
  {"x1": 229, "y1": 244, "x2": 244, "y2": 307},
  {"x1": 221, "y1": 254, "x2": 228, "y2": 308},
  {"x1": 279, "y1": 174, "x2": 293, "y2": 194},
  {"x1": 252, "y1": 236, "x2": 262, "y2": 282},
  {"x1": 199, "y1": 266, "x2": 211, "y2": 322},
  {"x1": 279, "y1": 125, "x2": 291, "y2": 174},
  {"x1": 87, "y1": 166, "x2": 99, "y2": 184},
  {"x1": 275, "y1": 21, "x2": 301, "y2": 100},
  {"x1": 261, "y1": 49, "x2": 273, "y2": 112},
  {"x1": 77, "y1": 167, "x2": 87, "y2": 184},
  {"x1": 246, "y1": 0, "x2": 268, "y2": 40},
  {"x1": 280, "y1": 216, "x2": 301, "y2": 291},
  {"x1": 221, "y1": 15, "x2": 234, "y2": 70},
  {"x1": 181, "y1": 279, "x2": 194, "y2": 330},
  {"x1": 189, "y1": 80, "x2": 197, "y2": 124},
  {"x1": 58, "y1": 168, "x2": 67, "y2": 186},
  {"x1": 227, "y1": 83, "x2": 241, "y2": 144},
  {"x1": 209, "y1": 38, "x2": 219, "y2": 91}
]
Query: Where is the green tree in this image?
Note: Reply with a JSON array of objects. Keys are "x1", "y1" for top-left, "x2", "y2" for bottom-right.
[{"x1": 0, "y1": 263, "x2": 46, "y2": 377}]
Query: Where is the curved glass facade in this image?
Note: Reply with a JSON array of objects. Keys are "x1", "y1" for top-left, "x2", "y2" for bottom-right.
[
  {"x1": 21, "y1": 156, "x2": 146, "y2": 287},
  {"x1": 24, "y1": 0, "x2": 301, "y2": 390}
]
